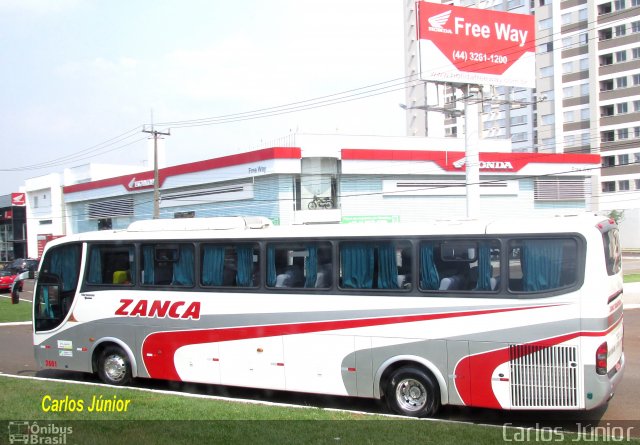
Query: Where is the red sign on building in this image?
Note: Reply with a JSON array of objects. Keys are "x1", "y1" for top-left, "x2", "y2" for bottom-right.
[
  {"x1": 37, "y1": 234, "x2": 65, "y2": 259},
  {"x1": 11, "y1": 193, "x2": 26, "y2": 206}
]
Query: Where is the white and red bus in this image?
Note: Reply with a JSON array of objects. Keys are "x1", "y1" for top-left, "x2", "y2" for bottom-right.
[{"x1": 32, "y1": 214, "x2": 624, "y2": 417}]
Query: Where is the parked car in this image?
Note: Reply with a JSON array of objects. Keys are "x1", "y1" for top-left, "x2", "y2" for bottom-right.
[
  {"x1": 9, "y1": 258, "x2": 39, "y2": 274},
  {"x1": 0, "y1": 270, "x2": 22, "y2": 292}
]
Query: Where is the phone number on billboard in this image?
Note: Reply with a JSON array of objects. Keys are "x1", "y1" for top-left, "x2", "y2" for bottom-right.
[{"x1": 452, "y1": 50, "x2": 508, "y2": 65}]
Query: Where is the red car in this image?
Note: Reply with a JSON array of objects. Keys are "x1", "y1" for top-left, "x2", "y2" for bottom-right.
[{"x1": 0, "y1": 270, "x2": 22, "y2": 292}]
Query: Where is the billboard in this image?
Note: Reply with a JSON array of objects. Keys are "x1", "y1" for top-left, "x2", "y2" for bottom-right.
[{"x1": 417, "y1": 2, "x2": 535, "y2": 87}]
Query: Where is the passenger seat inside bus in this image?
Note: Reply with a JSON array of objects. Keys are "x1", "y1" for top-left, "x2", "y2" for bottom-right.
[
  {"x1": 275, "y1": 264, "x2": 304, "y2": 287},
  {"x1": 439, "y1": 275, "x2": 465, "y2": 290},
  {"x1": 314, "y1": 263, "x2": 332, "y2": 288},
  {"x1": 154, "y1": 262, "x2": 173, "y2": 285},
  {"x1": 112, "y1": 270, "x2": 130, "y2": 284}
]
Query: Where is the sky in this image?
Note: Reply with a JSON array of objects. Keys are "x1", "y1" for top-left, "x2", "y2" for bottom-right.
[{"x1": 0, "y1": 0, "x2": 406, "y2": 196}]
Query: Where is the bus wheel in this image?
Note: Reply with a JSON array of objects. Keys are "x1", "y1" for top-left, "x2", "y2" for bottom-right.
[
  {"x1": 385, "y1": 367, "x2": 440, "y2": 417},
  {"x1": 97, "y1": 345, "x2": 132, "y2": 386}
]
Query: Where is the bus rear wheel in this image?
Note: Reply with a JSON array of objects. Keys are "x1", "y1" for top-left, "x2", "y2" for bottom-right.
[
  {"x1": 97, "y1": 345, "x2": 132, "y2": 386},
  {"x1": 385, "y1": 366, "x2": 440, "y2": 418}
]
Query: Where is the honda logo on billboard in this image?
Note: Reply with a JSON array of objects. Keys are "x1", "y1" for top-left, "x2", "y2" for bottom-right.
[
  {"x1": 417, "y1": 2, "x2": 535, "y2": 87},
  {"x1": 428, "y1": 10, "x2": 452, "y2": 33}
]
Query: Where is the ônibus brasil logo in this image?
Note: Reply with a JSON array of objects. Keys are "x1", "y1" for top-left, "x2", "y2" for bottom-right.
[{"x1": 428, "y1": 10, "x2": 453, "y2": 33}]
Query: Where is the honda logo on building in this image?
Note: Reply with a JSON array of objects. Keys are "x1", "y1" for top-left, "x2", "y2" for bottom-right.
[
  {"x1": 127, "y1": 177, "x2": 155, "y2": 189},
  {"x1": 453, "y1": 157, "x2": 514, "y2": 170},
  {"x1": 11, "y1": 193, "x2": 26, "y2": 206}
]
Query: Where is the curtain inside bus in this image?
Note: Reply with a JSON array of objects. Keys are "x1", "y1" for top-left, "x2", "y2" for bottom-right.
[
  {"x1": 202, "y1": 245, "x2": 225, "y2": 286},
  {"x1": 236, "y1": 245, "x2": 254, "y2": 287},
  {"x1": 341, "y1": 243, "x2": 374, "y2": 289},
  {"x1": 173, "y1": 245, "x2": 194, "y2": 286},
  {"x1": 377, "y1": 243, "x2": 399, "y2": 289},
  {"x1": 341, "y1": 243, "x2": 402, "y2": 290},
  {"x1": 267, "y1": 245, "x2": 276, "y2": 287},
  {"x1": 304, "y1": 245, "x2": 318, "y2": 288},
  {"x1": 474, "y1": 242, "x2": 493, "y2": 291},
  {"x1": 420, "y1": 243, "x2": 440, "y2": 290},
  {"x1": 87, "y1": 247, "x2": 102, "y2": 284},
  {"x1": 521, "y1": 240, "x2": 563, "y2": 291},
  {"x1": 142, "y1": 246, "x2": 155, "y2": 284},
  {"x1": 50, "y1": 244, "x2": 80, "y2": 292}
]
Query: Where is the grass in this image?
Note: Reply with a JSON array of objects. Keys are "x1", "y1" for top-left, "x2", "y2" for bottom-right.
[
  {"x1": 0, "y1": 376, "x2": 508, "y2": 445},
  {"x1": 1, "y1": 376, "x2": 638, "y2": 444},
  {"x1": 0, "y1": 295, "x2": 32, "y2": 322},
  {"x1": 624, "y1": 273, "x2": 640, "y2": 283}
]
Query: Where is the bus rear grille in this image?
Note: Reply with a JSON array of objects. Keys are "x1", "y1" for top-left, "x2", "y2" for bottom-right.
[{"x1": 509, "y1": 344, "x2": 578, "y2": 408}]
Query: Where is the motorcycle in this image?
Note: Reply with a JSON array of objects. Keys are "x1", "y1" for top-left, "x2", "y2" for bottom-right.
[{"x1": 308, "y1": 195, "x2": 333, "y2": 210}]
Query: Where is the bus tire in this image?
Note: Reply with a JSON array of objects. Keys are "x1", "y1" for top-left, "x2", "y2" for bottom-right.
[
  {"x1": 97, "y1": 345, "x2": 132, "y2": 386},
  {"x1": 385, "y1": 366, "x2": 440, "y2": 418}
]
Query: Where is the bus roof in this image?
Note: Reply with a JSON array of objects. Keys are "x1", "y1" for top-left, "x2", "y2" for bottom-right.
[{"x1": 42, "y1": 213, "x2": 612, "y2": 248}]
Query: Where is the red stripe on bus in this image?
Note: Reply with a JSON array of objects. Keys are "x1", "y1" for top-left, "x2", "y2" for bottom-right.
[
  {"x1": 607, "y1": 290, "x2": 622, "y2": 304},
  {"x1": 141, "y1": 304, "x2": 559, "y2": 381}
]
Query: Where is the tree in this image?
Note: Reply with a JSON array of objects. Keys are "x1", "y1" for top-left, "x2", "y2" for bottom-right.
[{"x1": 608, "y1": 209, "x2": 625, "y2": 224}]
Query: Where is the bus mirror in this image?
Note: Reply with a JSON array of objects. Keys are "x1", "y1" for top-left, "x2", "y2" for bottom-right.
[
  {"x1": 37, "y1": 272, "x2": 60, "y2": 286},
  {"x1": 35, "y1": 272, "x2": 61, "y2": 324}
]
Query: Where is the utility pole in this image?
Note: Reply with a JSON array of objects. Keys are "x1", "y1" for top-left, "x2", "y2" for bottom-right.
[
  {"x1": 400, "y1": 82, "x2": 479, "y2": 218},
  {"x1": 142, "y1": 126, "x2": 170, "y2": 219},
  {"x1": 462, "y1": 84, "x2": 480, "y2": 219}
]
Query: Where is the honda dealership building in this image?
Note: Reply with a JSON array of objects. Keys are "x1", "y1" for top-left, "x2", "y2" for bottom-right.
[{"x1": 22, "y1": 134, "x2": 600, "y2": 258}]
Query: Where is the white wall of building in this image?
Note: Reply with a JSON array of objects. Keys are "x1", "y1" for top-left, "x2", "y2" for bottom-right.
[
  {"x1": 24, "y1": 162, "x2": 144, "y2": 257},
  {"x1": 618, "y1": 209, "x2": 640, "y2": 251},
  {"x1": 23, "y1": 173, "x2": 66, "y2": 258}
]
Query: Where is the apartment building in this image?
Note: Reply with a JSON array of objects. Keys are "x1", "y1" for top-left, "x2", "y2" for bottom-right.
[{"x1": 535, "y1": 0, "x2": 640, "y2": 212}]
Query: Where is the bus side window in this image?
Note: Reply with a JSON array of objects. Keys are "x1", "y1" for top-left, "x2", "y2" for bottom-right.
[
  {"x1": 141, "y1": 244, "x2": 194, "y2": 287},
  {"x1": 339, "y1": 241, "x2": 410, "y2": 290},
  {"x1": 35, "y1": 243, "x2": 81, "y2": 332},
  {"x1": 266, "y1": 242, "x2": 332, "y2": 289},
  {"x1": 201, "y1": 243, "x2": 259, "y2": 288},
  {"x1": 87, "y1": 244, "x2": 135, "y2": 286},
  {"x1": 508, "y1": 238, "x2": 577, "y2": 293},
  {"x1": 419, "y1": 240, "x2": 499, "y2": 293}
]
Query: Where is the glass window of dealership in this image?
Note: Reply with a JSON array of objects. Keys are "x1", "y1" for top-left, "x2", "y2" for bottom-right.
[{"x1": 0, "y1": 194, "x2": 27, "y2": 263}]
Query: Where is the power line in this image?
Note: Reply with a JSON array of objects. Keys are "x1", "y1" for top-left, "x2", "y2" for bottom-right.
[
  {"x1": 1, "y1": 126, "x2": 144, "y2": 172},
  {"x1": 2, "y1": 6, "x2": 638, "y2": 175}
]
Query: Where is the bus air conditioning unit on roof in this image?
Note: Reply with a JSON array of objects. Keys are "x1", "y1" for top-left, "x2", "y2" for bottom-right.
[{"x1": 127, "y1": 216, "x2": 272, "y2": 232}]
